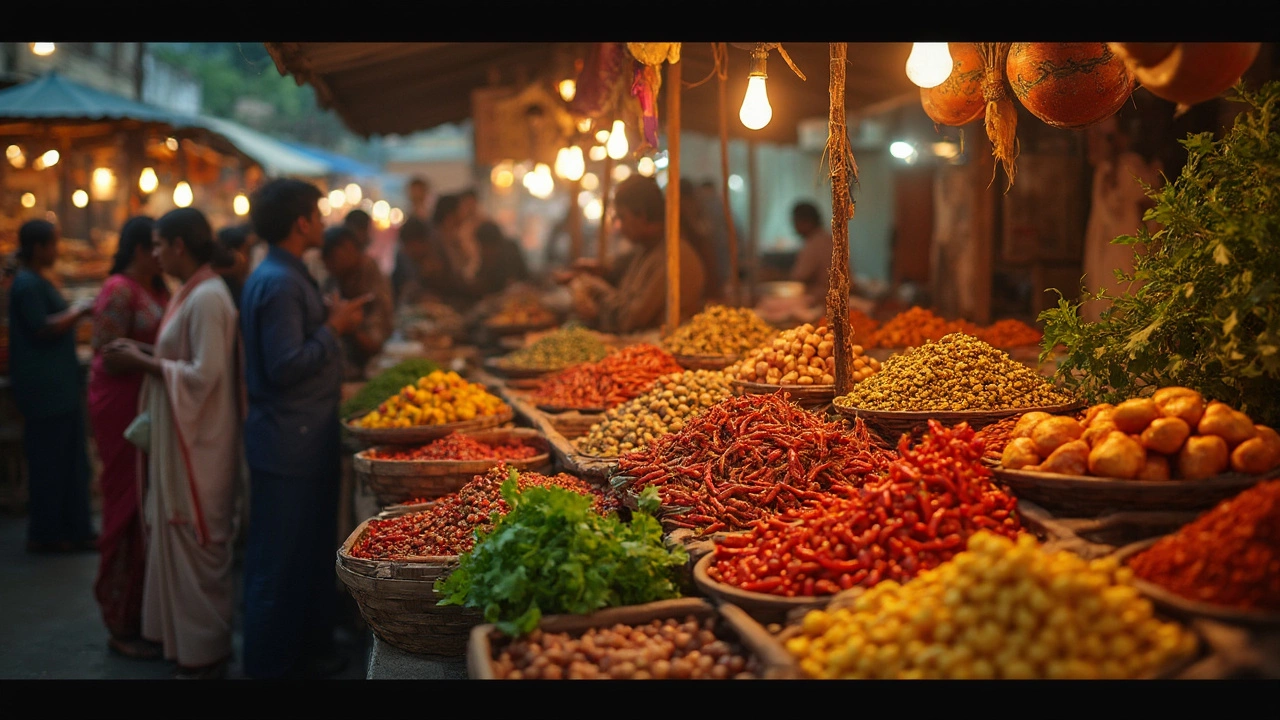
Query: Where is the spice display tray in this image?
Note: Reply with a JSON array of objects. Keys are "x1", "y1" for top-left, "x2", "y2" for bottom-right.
[
  {"x1": 832, "y1": 400, "x2": 1085, "y2": 443},
  {"x1": 343, "y1": 407, "x2": 514, "y2": 447},
  {"x1": 467, "y1": 597, "x2": 800, "y2": 680},
  {"x1": 1113, "y1": 537, "x2": 1280, "y2": 627},
  {"x1": 692, "y1": 553, "x2": 833, "y2": 626},
  {"x1": 991, "y1": 464, "x2": 1280, "y2": 516},
  {"x1": 731, "y1": 380, "x2": 835, "y2": 410}
]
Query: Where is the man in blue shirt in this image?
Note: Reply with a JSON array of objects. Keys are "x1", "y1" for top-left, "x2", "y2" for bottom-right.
[{"x1": 239, "y1": 178, "x2": 369, "y2": 679}]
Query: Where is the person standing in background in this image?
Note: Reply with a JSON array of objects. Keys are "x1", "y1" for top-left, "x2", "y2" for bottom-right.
[
  {"x1": 789, "y1": 201, "x2": 839, "y2": 307},
  {"x1": 239, "y1": 178, "x2": 369, "y2": 679},
  {"x1": 406, "y1": 175, "x2": 434, "y2": 224},
  {"x1": 473, "y1": 221, "x2": 530, "y2": 298},
  {"x1": 390, "y1": 216, "x2": 433, "y2": 309},
  {"x1": 7, "y1": 219, "x2": 96, "y2": 554},
  {"x1": 100, "y1": 208, "x2": 243, "y2": 680},
  {"x1": 321, "y1": 225, "x2": 394, "y2": 381},
  {"x1": 342, "y1": 209, "x2": 373, "y2": 252},
  {"x1": 212, "y1": 224, "x2": 252, "y2": 312},
  {"x1": 87, "y1": 215, "x2": 169, "y2": 661}
]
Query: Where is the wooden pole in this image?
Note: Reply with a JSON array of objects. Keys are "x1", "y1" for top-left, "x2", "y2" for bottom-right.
[
  {"x1": 597, "y1": 155, "x2": 613, "y2": 264},
  {"x1": 665, "y1": 59, "x2": 682, "y2": 336},
  {"x1": 567, "y1": 175, "x2": 583, "y2": 262},
  {"x1": 827, "y1": 42, "x2": 856, "y2": 396},
  {"x1": 746, "y1": 139, "x2": 759, "y2": 306},
  {"x1": 717, "y1": 44, "x2": 740, "y2": 306}
]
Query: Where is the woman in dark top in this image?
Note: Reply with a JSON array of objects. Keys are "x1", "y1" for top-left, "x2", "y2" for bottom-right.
[{"x1": 6, "y1": 219, "x2": 96, "y2": 553}]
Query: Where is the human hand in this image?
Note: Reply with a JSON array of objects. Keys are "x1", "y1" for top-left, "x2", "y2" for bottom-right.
[
  {"x1": 74, "y1": 298, "x2": 95, "y2": 318},
  {"x1": 101, "y1": 340, "x2": 145, "y2": 374},
  {"x1": 326, "y1": 292, "x2": 373, "y2": 336}
]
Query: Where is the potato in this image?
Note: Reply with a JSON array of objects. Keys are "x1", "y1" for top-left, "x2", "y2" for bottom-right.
[
  {"x1": 1088, "y1": 431, "x2": 1146, "y2": 479},
  {"x1": 1136, "y1": 452, "x2": 1171, "y2": 481},
  {"x1": 1082, "y1": 419, "x2": 1120, "y2": 448},
  {"x1": 1111, "y1": 398, "x2": 1161, "y2": 434},
  {"x1": 1177, "y1": 435, "x2": 1230, "y2": 480},
  {"x1": 1229, "y1": 425, "x2": 1280, "y2": 475},
  {"x1": 1152, "y1": 386, "x2": 1206, "y2": 427},
  {"x1": 1139, "y1": 417, "x2": 1191, "y2": 455},
  {"x1": 1037, "y1": 440, "x2": 1089, "y2": 475},
  {"x1": 1082, "y1": 403, "x2": 1115, "y2": 428},
  {"x1": 1031, "y1": 416, "x2": 1084, "y2": 456},
  {"x1": 1011, "y1": 412, "x2": 1052, "y2": 440},
  {"x1": 1196, "y1": 402, "x2": 1257, "y2": 446},
  {"x1": 1001, "y1": 437, "x2": 1041, "y2": 470}
]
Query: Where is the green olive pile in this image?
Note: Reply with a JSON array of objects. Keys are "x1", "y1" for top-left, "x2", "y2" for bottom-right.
[
  {"x1": 661, "y1": 305, "x2": 778, "y2": 358},
  {"x1": 835, "y1": 333, "x2": 1075, "y2": 412},
  {"x1": 488, "y1": 615, "x2": 761, "y2": 680},
  {"x1": 503, "y1": 325, "x2": 610, "y2": 370},
  {"x1": 576, "y1": 370, "x2": 732, "y2": 457}
]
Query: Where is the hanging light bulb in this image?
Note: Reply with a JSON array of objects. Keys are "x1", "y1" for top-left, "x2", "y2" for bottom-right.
[
  {"x1": 165, "y1": 137, "x2": 179, "y2": 152},
  {"x1": 583, "y1": 198, "x2": 603, "y2": 221},
  {"x1": 372, "y1": 200, "x2": 391, "y2": 223},
  {"x1": 588, "y1": 145, "x2": 607, "y2": 162},
  {"x1": 581, "y1": 172, "x2": 599, "y2": 191},
  {"x1": 739, "y1": 44, "x2": 773, "y2": 131},
  {"x1": 612, "y1": 164, "x2": 632, "y2": 182},
  {"x1": 91, "y1": 168, "x2": 116, "y2": 201},
  {"x1": 605, "y1": 120, "x2": 628, "y2": 160},
  {"x1": 328, "y1": 189, "x2": 346, "y2": 208},
  {"x1": 173, "y1": 181, "x2": 193, "y2": 208},
  {"x1": 30, "y1": 43, "x2": 55, "y2": 56},
  {"x1": 20, "y1": 192, "x2": 36, "y2": 208},
  {"x1": 576, "y1": 118, "x2": 593, "y2": 134},
  {"x1": 636, "y1": 157, "x2": 656, "y2": 177},
  {"x1": 139, "y1": 167, "x2": 159, "y2": 194},
  {"x1": 905, "y1": 42, "x2": 953, "y2": 89},
  {"x1": 345, "y1": 183, "x2": 363, "y2": 205},
  {"x1": 71, "y1": 189, "x2": 89, "y2": 208},
  {"x1": 6, "y1": 145, "x2": 25, "y2": 169},
  {"x1": 558, "y1": 79, "x2": 577, "y2": 102},
  {"x1": 594, "y1": 129, "x2": 610, "y2": 143},
  {"x1": 233, "y1": 193, "x2": 250, "y2": 216},
  {"x1": 554, "y1": 145, "x2": 585, "y2": 182},
  {"x1": 33, "y1": 149, "x2": 59, "y2": 170}
]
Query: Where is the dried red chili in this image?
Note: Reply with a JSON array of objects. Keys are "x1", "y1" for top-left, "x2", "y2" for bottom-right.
[
  {"x1": 614, "y1": 393, "x2": 897, "y2": 534},
  {"x1": 530, "y1": 344, "x2": 683, "y2": 410},
  {"x1": 705, "y1": 419, "x2": 1022, "y2": 597},
  {"x1": 366, "y1": 432, "x2": 540, "y2": 462},
  {"x1": 1128, "y1": 479, "x2": 1280, "y2": 612},
  {"x1": 349, "y1": 464, "x2": 620, "y2": 560}
]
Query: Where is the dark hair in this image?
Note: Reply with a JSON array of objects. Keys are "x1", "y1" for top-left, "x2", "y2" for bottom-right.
[
  {"x1": 433, "y1": 194, "x2": 460, "y2": 226},
  {"x1": 408, "y1": 176, "x2": 428, "y2": 189},
  {"x1": 109, "y1": 216, "x2": 156, "y2": 276},
  {"x1": 613, "y1": 175, "x2": 665, "y2": 223},
  {"x1": 249, "y1": 178, "x2": 323, "y2": 244},
  {"x1": 323, "y1": 225, "x2": 360, "y2": 258},
  {"x1": 18, "y1": 219, "x2": 56, "y2": 264},
  {"x1": 156, "y1": 208, "x2": 216, "y2": 265},
  {"x1": 343, "y1": 209, "x2": 371, "y2": 231},
  {"x1": 792, "y1": 201, "x2": 821, "y2": 226},
  {"x1": 476, "y1": 221, "x2": 505, "y2": 246},
  {"x1": 212, "y1": 224, "x2": 251, "y2": 269},
  {"x1": 399, "y1": 217, "x2": 430, "y2": 244}
]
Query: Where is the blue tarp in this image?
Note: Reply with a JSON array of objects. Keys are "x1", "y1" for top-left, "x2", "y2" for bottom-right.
[{"x1": 279, "y1": 140, "x2": 381, "y2": 177}]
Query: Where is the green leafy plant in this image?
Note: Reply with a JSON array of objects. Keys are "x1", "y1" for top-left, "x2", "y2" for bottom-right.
[
  {"x1": 1040, "y1": 81, "x2": 1280, "y2": 425},
  {"x1": 434, "y1": 472, "x2": 687, "y2": 636}
]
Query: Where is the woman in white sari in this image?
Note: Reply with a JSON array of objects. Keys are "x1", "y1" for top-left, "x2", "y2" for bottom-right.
[{"x1": 101, "y1": 207, "x2": 243, "y2": 679}]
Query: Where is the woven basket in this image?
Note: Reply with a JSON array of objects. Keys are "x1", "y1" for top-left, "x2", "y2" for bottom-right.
[
  {"x1": 731, "y1": 380, "x2": 836, "y2": 410},
  {"x1": 545, "y1": 410, "x2": 606, "y2": 439},
  {"x1": 466, "y1": 597, "x2": 800, "y2": 679},
  {"x1": 335, "y1": 518, "x2": 482, "y2": 657},
  {"x1": 537, "y1": 403, "x2": 609, "y2": 415},
  {"x1": 343, "y1": 407, "x2": 514, "y2": 447},
  {"x1": 991, "y1": 465, "x2": 1280, "y2": 516},
  {"x1": 353, "y1": 428, "x2": 552, "y2": 505},
  {"x1": 832, "y1": 400, "x2": 1085, "y2": 444},
  {"x1": 672, "y1": 353, "x2": 739, "y2": 371},
  {"x1": 1113, "y1": 538, "x2": 1280, "y2": 626},
  {"x1": 692, "y1": 553, "x2": 832, "y2": 626}
]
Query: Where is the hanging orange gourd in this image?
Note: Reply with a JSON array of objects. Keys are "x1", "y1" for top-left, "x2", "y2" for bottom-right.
[
  {"x1": 1109, "y1": 42, "x2": 1261, "y2": 108},
  {"x1": 976, "y1": 42, "x2": 1017, "y2": 190},
  {"x1": 1006, "y1": 43, "x2": 1134, "y2": 129},
  {"x1": 921, "y1": 42, "x2": 986, "y2": 127}
]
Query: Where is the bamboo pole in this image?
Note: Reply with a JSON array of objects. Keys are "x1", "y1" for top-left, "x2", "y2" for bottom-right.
[
  {"x1": 597, "y1": 155, "x2": 613, "y2": 264},
  {"x1": 827, "y1": 42, "x2": 856, "y2": 396},
  {"x1": 717, "y1": 43, "x2": 740, "y2": 306},
  {"x1": 664, "y1": 58, "x2": 682, "y2": 336}
]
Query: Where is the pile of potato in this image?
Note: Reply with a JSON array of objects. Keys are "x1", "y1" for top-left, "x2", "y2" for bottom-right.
[
  {"x1": 1001, "y1": 386, "x2": 1280, "y2": 480},
  {"x1": 725, "y1": 323, "x2": 881, "y2": 387}
]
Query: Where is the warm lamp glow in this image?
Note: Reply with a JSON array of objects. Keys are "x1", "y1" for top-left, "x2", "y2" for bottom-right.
[
  {"x1": 33, "y1": 149, "x2": 59, "y2": 170},
  {"x1": 359, "y1": 198, "x2": 374, "y2": 212},
  {"x1": 345, "y1": 183, "x2": 363, "y2": 205},
  {"x1": 328, "y1": 189, "x2": 346, "y2": 208},
  {"x1": 581, "y1": 173, "x2": 600, "y2": 191},
  {"x1": 20, "y1": 192, "x2": 36, "y2": 208},
  {"x1": 372, "y1": 200, "x2": 391, "y2": 222},
  {"x1": 612, "y1": 164, "x2": 632, "y2": 182},
  {"x1": 71, "y1": 189, "x2": 89, "y2": 208},
  {"x1": 165, "y1": 137, "x2": 179, "y2": 152},
  {"x1": 389, "y1": 208, "x2": 404, "y2": 225},
  {"x1": 576, "y1": 118, "x2": 593, "y2": 133},
  {"x1": 594, "y1": 129, "x2": 610, "y2": 143},
  {"x1": 139, "y1": 167, "x2": 159, "y2": 193},
  {"x1": 605, "y1": 120, "x2": 628, "y2": 160},
  {"x1": 318, "y1": 197, "x2": 332, "y2": 216},
  {"x1": 583, "y1": 198, "x2": 603, "y2": 221},
  {"x1": 554, "y1": 145, "x2": 585, "y2": 182},
  {"x1": 636, "y1": 157, "x2": 656, "y2": 177},
  {"x1": 739, "y1": 76, "x2": 772, "y2": 130},
  {"x1": 6, "y1": 145, "x2": 25, "y2": 169},
  {"x1": 905, "y1": 42, "x2": 953, "y2": 89},
  {"x1": 558, "y1": 79, "x2": 577, "y2": 102},
  {"x1": 91, "y1": 168, "x2": 116, "y2": 200},
  {"x1": 30, "y1": 43, "x2": 55, "y2": 56},
  {"x1": 173, "y1": 181, "x2": 193, "y2": 208},
  {"x1": 233, "y1": 193, "x2": 250, "y2": 216},
  {"x1": 588, "y1": 145, "x2": 607, "y2": 162}
]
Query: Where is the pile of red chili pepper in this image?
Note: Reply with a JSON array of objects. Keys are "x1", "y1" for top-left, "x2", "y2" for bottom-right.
[
  {"x1": 1128, "y1": 479, "x2": 1280, "y2": 612},
  {"x1": 705, "y1": 419, "x2": 1023, "y2": 597},
  {"x1": 614, "y1": 393, "x2": 896, "y2": 534},
  {"x1": 349, "y1": 464, "x2": 620, "y2": 560},
  {"x1": 530, "y1": 344, "x2": 683, "y2": 410},
  {"x1": 365, "y1": 432, "x2": 541, "y2": 462}
]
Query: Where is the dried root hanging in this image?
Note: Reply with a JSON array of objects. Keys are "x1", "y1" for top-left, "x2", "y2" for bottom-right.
[{"x1": 978, "y1": 42, "x2": 1019, "y2": 192}]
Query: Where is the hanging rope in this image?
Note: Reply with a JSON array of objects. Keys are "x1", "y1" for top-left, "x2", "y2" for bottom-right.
[{"x1": 685, "y1": 42, "x2": 725, "y2": 89}]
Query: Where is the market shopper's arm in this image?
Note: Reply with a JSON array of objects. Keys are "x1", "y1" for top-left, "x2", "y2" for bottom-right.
[{"x1": 12, "y1": 276, "x2": 91, "y2": 341}]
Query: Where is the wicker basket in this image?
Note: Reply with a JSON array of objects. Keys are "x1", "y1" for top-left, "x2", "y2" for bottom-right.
[
  {"x1": 672, "y1": 353, "x2": 739, "y2": 371},
  {"x1": 466, "y1": 597, "x2": 800, "y2": 679},
  {"x1": 731, "y1": 380, "x2": 836, "y2": 410},
  {"x1": 537, "y1": 403, "x2": 609, "y2": 415},
  {"x1": 353, "y1": 428, "x2": 552, "y2": 505},
  {"x1": 692, "y1": 553, "x2": 832, "y2": 626},
  {"x1": 335, "y1": 518, "x2": 482, "y2": 657},
  {"x1": 545, "y1": 410, "x2": 605, "y2": 440},
  {"x1": 991, "y1": 465, "x2": 1279, "y2": 516},
  {"x1": 343, "y1": 407, "x2": 514, "y2": 447},
  {"x1": 1113, "y1": 537, "x2": 1280, "y2": 626},
  {"x1": 831, "y1": 400, "x2": 1085, "y2": 443}
]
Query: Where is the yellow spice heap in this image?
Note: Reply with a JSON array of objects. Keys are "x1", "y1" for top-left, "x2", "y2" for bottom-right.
[
  {"x1": 357, "y1": 370, "x2": 508, "y2": 428},
  {"x1": 785, "y1": 531, "x2": 1198, "y2": 680}
]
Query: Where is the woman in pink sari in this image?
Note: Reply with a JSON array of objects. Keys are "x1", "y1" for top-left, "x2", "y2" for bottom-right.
[{"x1": 88, "y1": 216, "x2": 170, "y2": 660}]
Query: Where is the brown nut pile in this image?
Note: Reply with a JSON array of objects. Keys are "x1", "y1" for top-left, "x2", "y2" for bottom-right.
[
  {"x1": 661, "y1": 305, "x2": 778, "y2": 358},
  {"x1": 576, "y1": 370, "x2": 733, "y2": 457},
  {"x1": 726, "y1": 323, "x2": 881, "y2": 386},
  {"x1": 1001, "y1": 387, "x2": 1280, "y2": 480},
  {"x1": 836, "y1": 333, "x2": 1074, "y2": 411},
  {"x1": 488, "y1": 615, "x2": 760, "y2": 680}
]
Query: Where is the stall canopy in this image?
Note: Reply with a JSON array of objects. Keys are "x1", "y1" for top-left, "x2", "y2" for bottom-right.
[
  {"x1": 264, "y1": 42, "x2": 920, "y2": 144},
  {"x1": 280, "y1": 138, "x2": 382, "y2": 177}
]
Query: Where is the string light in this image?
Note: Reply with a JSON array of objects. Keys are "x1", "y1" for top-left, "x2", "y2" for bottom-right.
[
  {"x1": 165, "y1": 137, "x2": 179, "y2": 152},
  {"x1": 636, "y1": 157, "x2": 656, "y2": 177},
  {"x1": 71, "y1": 189, "x2": 88, "y2": 208},
  {"x1": 173, "y1": 181, "x2": 193, "y2": 208},
  {"x1": 328, "y1": 189, "x2": 346, "y2": 208},
  {"x1": 581, "y1": 172, "x2": 600, "y2": 191},
  {"x1": 612, "y1": 164, "x2": 632, "y2": 182},
  {"x1": 558, "y1": 79, "x2": 576, "y2": 102},
  {"x1": 33, "y1": 150, "x2": 59, "y2": 170},
  {"x1": 605, "y1": 120, "x2": 629, "y2": 160},
  {"x1": 588, "y1": 145, "x2": 607, "y2": 162},
  {"x1": 554, "y1": 145, "x2": 585, "y2": 182},
  {"x1": 345, "y1": 183, "x2": 363, "y2": 205},
  {"x1": 233, "y1": 193, "x2": 250, "y2": 216},
  {"x1": 138, "y1": 167, "x2": 158, "y2": 193},
  {"x1": 20, "y1": 193, "x2": 36, "y2": 208},
  {"x1": 6, "y1": 145, "x2": 25, "y2": 169}
]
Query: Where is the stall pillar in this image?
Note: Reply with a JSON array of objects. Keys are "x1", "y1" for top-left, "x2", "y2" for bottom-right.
[
  {"x1": 664, "y1": 58, "x2": 682, "y2": 336},
  {"x1": 827, "y1": 42, "x2": 856, "y2": 395}
]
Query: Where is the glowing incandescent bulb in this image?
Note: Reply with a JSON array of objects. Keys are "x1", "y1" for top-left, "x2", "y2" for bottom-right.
[
  {"x1": 605, "y1": 120, "x2": 629, "y2": 160},
  {"x1": 739, "y1": 45, "x2": 773, "y2": 131},
  {"x1": 554, "y1": 145, "x2": 585, "y2": 182},
  {"x1": 138, "y1": 167, "x2": 158, "y2": 193},
  {"x1": 173, "y1": 182, "x2": 193, "y2": 208},
  {"x1": 905, "y1": 42, "x2": 953, "y2": 88}
]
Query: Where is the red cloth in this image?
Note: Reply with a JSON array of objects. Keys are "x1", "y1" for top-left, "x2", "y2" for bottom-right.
[{"x1": 87, "y1": 274, "x2": 168, "y2": 639}]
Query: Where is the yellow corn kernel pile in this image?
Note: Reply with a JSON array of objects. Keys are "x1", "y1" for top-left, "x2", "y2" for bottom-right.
[{"x1": 357, "y1": 370, "x2": 508, "y2": 428}]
